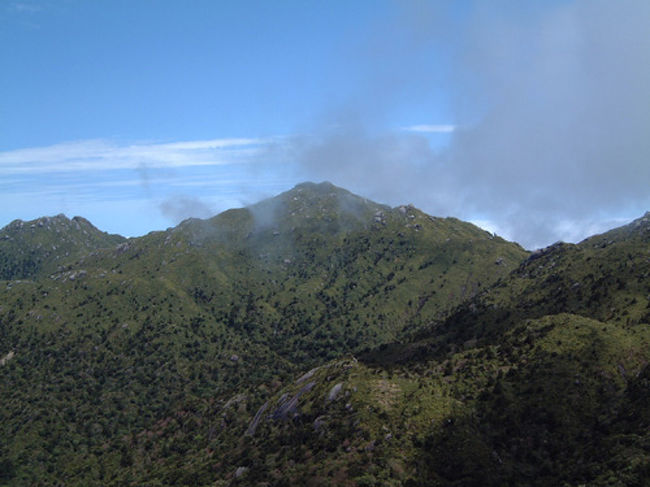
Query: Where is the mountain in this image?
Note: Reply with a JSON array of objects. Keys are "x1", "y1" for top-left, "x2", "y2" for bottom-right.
[
  {"x1": 189, "y1": 206, "x2": 648, "y2": 487},
  {"x1": 0, "y1": 183, "x2": 647, "y2": 486},
  {"x1": 0, "y1": 182, "x2": 527, "y2": 485},
  {"x1": 425, "y1": 207, "x2": 650, "y2": 348},
  {"x1": 0, "y1": 214, "x2": 125, "y2": 280}
]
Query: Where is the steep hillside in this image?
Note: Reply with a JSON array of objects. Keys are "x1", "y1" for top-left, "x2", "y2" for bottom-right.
[
  {"x1": 3, "y1": 182, "x2": 526, "y2": 362},
  {"x1": 0, "y1": 182, "x2": 528, "y2": 486},
  {"x1": 3, "y1": 190, "x2": 646, "y2": 486},
  {"x1": 160, "y1": 314, "x2": 645, "y2": 487},
  {"x1": 0, "y1": 214, "x2": 125, "y2": 280},
  {"x1": 423, "y1": 208, "x2": 650, "y2": 350},
  {"x1": 181, "y1": 213, "x2": 650, "y2": 487},
  {"x1": 83, "y1": 312, "x2": 647, "y2": 486}
]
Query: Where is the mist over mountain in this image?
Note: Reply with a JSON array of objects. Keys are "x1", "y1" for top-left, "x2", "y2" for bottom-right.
[
  {"x1": 4, "y1": 2, "x2": 649, "y2": 250},
  {"x1": 0, "y1": 182, "x2": 648, "y2": 486},
  {"x1": 3, "y1": 1, "x2": 649, "y2": 484},
  {"x1": 268, "y1": 0, "x2": 650, "y2": 249}
]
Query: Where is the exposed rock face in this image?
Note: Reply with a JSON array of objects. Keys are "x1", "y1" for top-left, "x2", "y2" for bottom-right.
[
  {"x1": 0, "y1": 351, "x2": 15, "y2": 366},
  {"x1": 327, "y1": 382, "x2": 343, "y2": 402},
  {"x1": 295, "y1": 367, "x2": 320, "y2": 385},
  {"x1": 272, "y1": 381, "x2": 316, "y2": 421},
  {"x1": 245, "y1": 401, "x2": 269, "y2": 437}
]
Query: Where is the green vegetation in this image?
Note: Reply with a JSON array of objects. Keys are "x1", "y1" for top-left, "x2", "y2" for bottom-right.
[
  {"x1": 0, "y1": 183, "x2": 648, "y2": 486},
  {"x1": 0, "y1": 214, "x2": 124, "y2": 280}
]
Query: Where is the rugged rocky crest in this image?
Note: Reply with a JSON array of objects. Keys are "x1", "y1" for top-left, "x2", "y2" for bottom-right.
[{"x1": 0, "y1": 214, "x2": 124, "y2": 280}]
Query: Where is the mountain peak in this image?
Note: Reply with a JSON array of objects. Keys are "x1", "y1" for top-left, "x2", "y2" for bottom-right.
[
  {"x1": 284, "y1": 181, "x2": 364, "y2": 203},
  {"x1": 292, "y1": 181, "x2": 337, "y2": 191},
  {"x1": 241, "y1": 181, "x2": 386, "y2": 233},
  {"x1": 3, "y1": 214, "x2": 90, "y2": 233},
  {"x1": 0, "y1": 214, "x2": 125, "y2": 280}
]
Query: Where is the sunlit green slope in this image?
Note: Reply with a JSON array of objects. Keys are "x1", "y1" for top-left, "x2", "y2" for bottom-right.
[
  {"x1": 0, "y1": 182, "x2": 527, "y2": 485},
  {"x1": 0, "y1": 214, "x2": 125, "y2": 280},
  {"x1": 138, "y1": 208, "x2": 649, "y2": 487}
]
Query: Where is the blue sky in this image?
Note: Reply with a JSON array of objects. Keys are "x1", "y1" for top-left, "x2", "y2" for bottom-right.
[{"x1": 2, "y1": 0, "x2": 649, "y2": 248}]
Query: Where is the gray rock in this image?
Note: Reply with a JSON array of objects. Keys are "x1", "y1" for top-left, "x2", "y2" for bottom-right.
[
  {"x1": 327, "y1": 383, "x2": 343, "y2": 402},
  {"x1": 296, "y1": 367, "x2": 319, "y2": 384},
  {"x1": 245, "y1": 401, "x2": 269, "y2": 436},
  {"x1": 272, "y1": 381, "x2": 316, "y2": 421},
  {"x1": 223, "y1": 393, "x2": 246, "y2": 410},
  {"x1": 313, "y1": 415, "x2": 328, "y2": 431}
]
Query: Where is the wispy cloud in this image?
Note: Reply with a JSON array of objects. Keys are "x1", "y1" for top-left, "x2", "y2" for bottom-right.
[
  {"x1": 0, "y1": 136, "x2": 297, "y2": 235},
  {"x1": 9, "y1": 2, "x2": 42, "y2": 13},
  {"x1": 159, "y1": 195, "x2": 214, "y2": 224},
  {"x1": 402, "y1": 124, "x2": 456, "y2": 133},
  {"x1": 0, "y1": 138, "x2": 267, "y2": 175}
]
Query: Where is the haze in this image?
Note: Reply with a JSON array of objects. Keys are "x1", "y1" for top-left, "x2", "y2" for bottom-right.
[{"x1": 1, "y1": 0, "x2": 648, "y2": 249}]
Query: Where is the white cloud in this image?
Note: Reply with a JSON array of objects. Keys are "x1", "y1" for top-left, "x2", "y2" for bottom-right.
[
  {"x1": 156, "y1": 138, "x2": 259, "y2": 150},
  {"x1": 291, "y1": 1, "x2": 650, "y2": 249},
  {"x1": 0, "y1": 137, "x2": 268, "y2": 175},
  {"x1": 0, "y1": 136, "x2": 299, "y2": 236},
  {"x1": 402, "y1": 124, "x2": 456, "y2": 133}
]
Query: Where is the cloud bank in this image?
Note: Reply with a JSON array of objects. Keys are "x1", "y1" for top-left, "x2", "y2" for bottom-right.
[
  {"x1": 282, "y1": 0, "x2": 650, "y2": 249},
  {"x1": 3, "y1": 1, "x2": 649, "y2": 248}
]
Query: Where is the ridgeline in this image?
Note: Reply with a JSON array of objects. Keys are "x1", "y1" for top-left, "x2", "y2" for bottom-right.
[{"x1": 0, "y1": 183, "x2": 647, "y2": 486}]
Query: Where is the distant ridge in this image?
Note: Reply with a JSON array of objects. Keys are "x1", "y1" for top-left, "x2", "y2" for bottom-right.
[{"x1": 0, "y1": 213, "x2": 125, "y2": 280}]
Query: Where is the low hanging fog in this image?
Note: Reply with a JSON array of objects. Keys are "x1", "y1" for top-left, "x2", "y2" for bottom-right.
[{"x1": 277, "y1": 0, "x2": 650, "y2": 249}]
